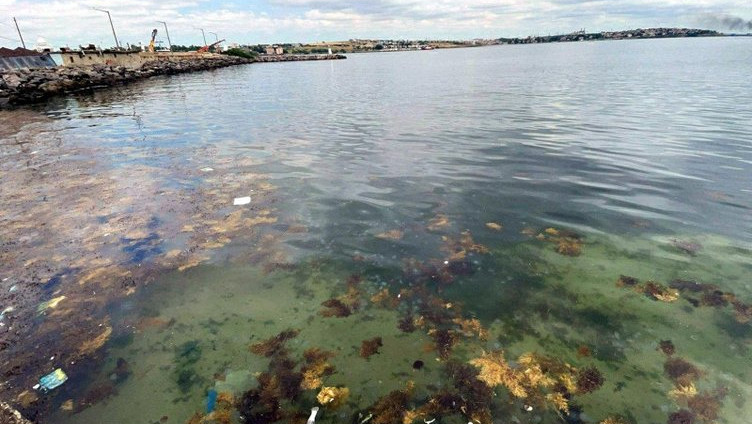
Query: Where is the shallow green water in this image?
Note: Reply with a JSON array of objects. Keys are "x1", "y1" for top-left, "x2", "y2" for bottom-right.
[{"x1": 52, "y1": 231, "x2": 751, "y2": 424}]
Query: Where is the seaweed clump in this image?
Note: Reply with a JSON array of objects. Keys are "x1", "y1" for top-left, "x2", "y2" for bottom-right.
[
  {"x1": 360, "y1": 337, "x2": 383, "y2": 359},
  {"x1": 397, "y1": 313, "x2": 417, "y2": 333},
  {"x1": 319, "y1": 298, "x2": 353, "y2": 317},
  {"x1": 659, "y1": 340, "x2": 676, "y2": 356},
  {"x1": 664, "y1": 357, "x2": 702, "y2": 386},
  {"x1": 301, "y1": 348, "x2": 336, "y2": 390},
  {"x1": 687, "y1": 391, "x2": 722, "y2": 421},
  {"x1": 616, "y1": 276, "x2": 679, "y2": 303},
  {"x1": 534, "y1": 227, "x2": 584, "y2": 257},
  {"x1": 320, "y1": 276, "x2": 362, "y2": 318},
  {"x1": 429, "y1": 328, "x2": 459, "y2": 360},
  {"x1": 468, "y1": 350, "x2": 584, "y2": 414},
  {"x1": 452, "y1": 317, "x2": 489, "y2": 341},
  {"x1": 669, "y1": 279, "x2": 752, "y2": 324},
  {"x1": 576, "y1": 366, "x2": 605, "y2": 394},
  {"x1": 616, "y1": 275, "x2": 639, "y2": 287},
  {"x1": 316, "y1": 386, "x2": 350, "y2": 409},
  {"x1": 404, "y1": 362, "x2": 493, "y2": 424},
  {"x1": 667, "y1": 409, "x2": 695, "y2": 424},
  {"x1": 368, "y1": 388, "x2": 412, "y2": 424},
  {"x1": 241, "y1": 329, "x2": 308, "y2": 424},
  {"x1": 249, "y1": 329, "x2": 300, "y2": 357}
]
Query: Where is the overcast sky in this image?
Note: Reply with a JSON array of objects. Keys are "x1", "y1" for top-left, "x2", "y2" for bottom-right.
[{"x1": 0, "y1": 0, "x2": 750, "y2": 49}]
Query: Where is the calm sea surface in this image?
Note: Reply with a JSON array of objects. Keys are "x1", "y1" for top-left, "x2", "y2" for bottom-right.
[{"x1": 2, "y1": 37, "x2": 751, "y2": 424}]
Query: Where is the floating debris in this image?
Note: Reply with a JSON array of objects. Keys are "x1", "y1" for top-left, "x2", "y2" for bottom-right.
[
  {"x1": 376, "y1": 229, "x2": 404, "y2": 240},
  {"x1": 427, "y1": 214, "x2": 450, "y2": 231},
  {"x1": 233, "y1": 196, "x2": 251, "y2": 206},
  {"x1": 306, "y1": 407, "x2": 320, "y2": 424},
  {"x1": 36, "y1": 295, "x2": 66, "y2": 314},
  {"x1": 485, "y1": 222, "x2": 503, "y2": 231},
  {"x1": 38, "y1": 368, "x2": 68, "y2": 391}
]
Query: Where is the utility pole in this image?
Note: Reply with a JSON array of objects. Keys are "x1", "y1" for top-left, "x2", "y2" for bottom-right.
[
  {"x1": 157, "y1": 21, "x2": 172, "y2": 51},
  {"x1": 92, "y1": 8, "x2": 120, "y2": 49},
  {"x1": 196, "y1": 28, "x2": 207, "y2": 46},
  {"x1": 12, "y1": 17, "x2": 26, "y2": 49}
]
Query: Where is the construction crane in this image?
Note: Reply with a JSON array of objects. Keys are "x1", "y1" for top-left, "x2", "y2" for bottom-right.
[
  {"x1": 148, "y1": 29, "x2": 158, "y2": 52},
  {"x1": 197, "y1": 39, "x2": 225, "y2": 53}
]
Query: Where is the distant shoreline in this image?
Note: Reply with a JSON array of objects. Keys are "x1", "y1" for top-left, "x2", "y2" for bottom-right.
[{"x1": 297, "y1": 28, "x2": 746, "y2": 54}]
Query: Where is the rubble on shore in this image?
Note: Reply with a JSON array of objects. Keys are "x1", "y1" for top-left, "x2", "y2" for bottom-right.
[{"x1": 0, "y1": 55, "x2": 253, "y2": 107}]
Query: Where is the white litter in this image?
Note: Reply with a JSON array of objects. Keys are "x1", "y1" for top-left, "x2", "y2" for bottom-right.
[
  {"x1": 306, "y1": 407, "x2": 319, "y2": 424},
  {"x1": 200, "y1": 167, "x2": 214, "y2": 172},
  {"x1": 233, "y1": 196, "x2": 251, "y2": 206}
]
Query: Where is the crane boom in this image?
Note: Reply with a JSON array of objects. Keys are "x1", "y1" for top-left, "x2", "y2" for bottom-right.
[
  {"x1": 148, "y1": 29, "x2": 158, "y2": 52},
  {"x1": 197, "y1": 39, "x2": 225, "y2": 53}
]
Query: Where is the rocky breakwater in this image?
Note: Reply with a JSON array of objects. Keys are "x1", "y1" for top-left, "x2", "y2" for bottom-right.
[{"x1": 0, "y1": 55, "x2": 253, "y2": 107}]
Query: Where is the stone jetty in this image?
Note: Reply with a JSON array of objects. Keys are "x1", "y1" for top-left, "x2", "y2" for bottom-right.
[{"x1": 0, "y1": 55, "x2": 253, "y2": 107}]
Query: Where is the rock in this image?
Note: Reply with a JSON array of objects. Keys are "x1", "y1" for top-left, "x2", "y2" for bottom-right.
[
  {"x1": 2, "y1": 73, "x2": 23, "y2": 90},
  {"x1": 0, "y1": 402, "x2": 33, "y2": 424},
  {"x1": 0, "y1": 55, "x2": 257, "y2": 107}
]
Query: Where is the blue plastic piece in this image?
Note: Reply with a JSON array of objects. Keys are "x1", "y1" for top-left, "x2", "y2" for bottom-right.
[
  {"x1": 206, "y1": 388, "x2": 217, "y2": 413},
  {"x1": 39, "y1": 368, "x2": 68, "y2": 391}
]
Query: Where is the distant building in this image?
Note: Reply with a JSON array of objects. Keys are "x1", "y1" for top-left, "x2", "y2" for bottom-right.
[{"x1": 265, "y1": 45, "x2": 283, "y2": 55}]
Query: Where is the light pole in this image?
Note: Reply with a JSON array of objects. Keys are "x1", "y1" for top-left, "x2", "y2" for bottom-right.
[
  {"x1": 195, "y1": 28, "x2": 207, "y2": 46},
  {"x1": 157, "y1": 21, "x2": 172, "y2": 51},
  {"x1": 12, "y1": 17, "x2": 26, "y2": 49},
  {"x1": 92, "y1": 8, "x2": 120, "y2": 49}
]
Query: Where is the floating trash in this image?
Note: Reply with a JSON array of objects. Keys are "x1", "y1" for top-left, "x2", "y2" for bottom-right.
[
  {"x1": 38, "y1": 368, "x2": 68, "y2": 391},
  {"x1": 206, "y1": 388, "x2": 217, "y2": 413},
  {"x1": 233, "y1": 196, "x2": 251, "y2": 206},
  {"x1": 306, "y1": 406, "x2": 319, "y2": 424},
  {"x1": 36, "y1": 296, "x2": 66, "y2": 314},
  {"x1": 200, "y1": 167, "x2": 214, "y2": 172}
]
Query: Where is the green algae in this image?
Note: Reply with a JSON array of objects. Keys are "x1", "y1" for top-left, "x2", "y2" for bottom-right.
[{"x1": 49, "y1": 231, "x2": 752, "y2": 424}]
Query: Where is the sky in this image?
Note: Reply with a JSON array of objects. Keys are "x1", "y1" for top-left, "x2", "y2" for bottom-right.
[{"x1": 0, "y1": 0, "x2": 750, "y2": 49}]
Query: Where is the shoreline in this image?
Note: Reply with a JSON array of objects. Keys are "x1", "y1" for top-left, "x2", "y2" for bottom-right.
[{"x1": 0, "y1": 53, "x2": 346, "y2": 108}]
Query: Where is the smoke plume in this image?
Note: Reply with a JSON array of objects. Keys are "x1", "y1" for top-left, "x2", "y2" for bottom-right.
[{"x1": 699, "y1": 13, "x2": 752, "y2": 31}]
